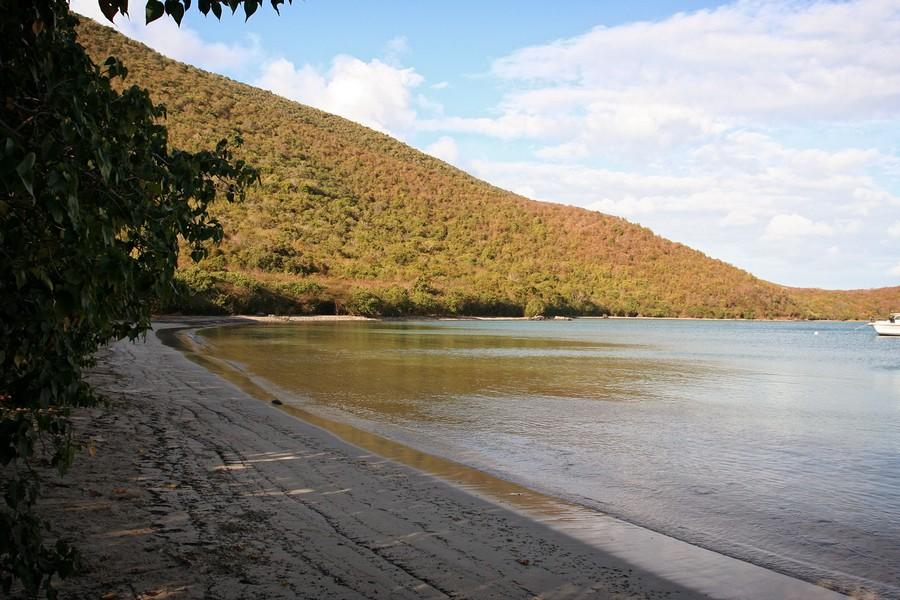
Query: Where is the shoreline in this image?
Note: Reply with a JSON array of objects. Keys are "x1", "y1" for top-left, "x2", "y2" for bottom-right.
[
  {"x1": 172, "y1": 318, "x2": 853, "y2": 599},
  {"x1": 161, "y1": 313, "x2": 868, "y2": 324},
  {"x1": 39, "y1": 316, "x2": 847, "y2": 599}
]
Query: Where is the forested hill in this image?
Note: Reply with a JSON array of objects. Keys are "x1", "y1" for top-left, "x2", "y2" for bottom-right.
[{"x1": 78, "y1": 18, "x2": 899, "y2": 319}]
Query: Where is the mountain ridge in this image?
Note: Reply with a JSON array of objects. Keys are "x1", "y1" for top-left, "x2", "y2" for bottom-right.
[{"x1": 76, "y1": 17, "x2": 900, "y2": 319}]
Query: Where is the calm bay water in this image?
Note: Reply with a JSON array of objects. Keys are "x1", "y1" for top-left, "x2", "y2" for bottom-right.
[{"x1": 199, "y1": 319, "x2": 900, "y2": 597}]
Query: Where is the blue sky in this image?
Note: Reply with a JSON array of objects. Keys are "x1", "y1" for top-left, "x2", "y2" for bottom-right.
[{"x1": 73, "y1": 0, "x2": 900, "y2": 290}]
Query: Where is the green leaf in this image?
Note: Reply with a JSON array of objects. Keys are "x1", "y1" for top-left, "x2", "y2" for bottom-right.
[
  {"x1": 34, "y1": 269, "x2": 54, "y2": 292},
  {"x1": 146, "y1": 0, "x2": 165, "y2": 23},
  {"x1": 16, "y1": 152, "x2": 35, "y2": 196},
  {"x1": 67, "y1": 194, "x2": 80, "y2": 224},
  {"x1": 244, "y1": 0, "x2": 258, "y2": 20},
  {"x1": 16, "y1": 152, "x2": 35, "y2": 176},
  {"x1": 211, "y1": 0, "x2": 222, "y2": 18}
]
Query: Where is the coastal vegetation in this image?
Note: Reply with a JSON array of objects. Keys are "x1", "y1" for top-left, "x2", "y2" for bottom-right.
[
  {"x1": 78, "y1": 19, "x2": 900, "y2": 321},
  {"x1": 1, "y1": 2, "x2": 259, "y2": 596}
]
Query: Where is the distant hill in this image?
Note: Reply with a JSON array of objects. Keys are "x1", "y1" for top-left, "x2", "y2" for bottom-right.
[{"x1": 76, "y1": 18, "x2": 900, "y2": 320}]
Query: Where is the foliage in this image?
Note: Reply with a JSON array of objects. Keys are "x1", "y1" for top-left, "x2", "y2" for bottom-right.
[
  {"x1": 96, "y1": 0, "x2": 292, "y2": 25},
  {"x1": 0, "y1": 2, "x2": 257, "y2": 596},
  {"x1": 344, "y1": 289, "x2": 386, "y2": 318},
  {"x1": 74, "y1": 17, "x2": 900, "y2": 321}
]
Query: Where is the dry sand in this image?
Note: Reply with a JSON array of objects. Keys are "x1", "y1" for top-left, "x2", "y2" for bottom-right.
[{"x1": 32, "y1": 318, "x2": 847, "y2": 599}]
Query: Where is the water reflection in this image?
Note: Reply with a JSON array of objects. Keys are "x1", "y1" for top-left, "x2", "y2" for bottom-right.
[
  {"x1": 188, "y1": 319, "x2": 899, "y2": 599},
  {"x1": 161, "y1": 324, "x2": 844, "y2": 600},
  {"x1": 200, "y1": 322, "x2": 705, "y2": 425}
]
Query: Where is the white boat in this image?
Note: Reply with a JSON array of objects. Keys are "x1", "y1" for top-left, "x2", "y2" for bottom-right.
[{"x1": 869, "y1": 314, "x2": 900, "y2": 336}]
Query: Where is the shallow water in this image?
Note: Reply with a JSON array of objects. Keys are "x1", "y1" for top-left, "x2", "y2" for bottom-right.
[{"x1": 198, "y1": 319, "x2": 900, "y2": 597}]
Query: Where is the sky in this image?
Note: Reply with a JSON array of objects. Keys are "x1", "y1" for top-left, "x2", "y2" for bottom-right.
[{"x1": 71, "y1": 0, "x2": 900, "y2": 290}]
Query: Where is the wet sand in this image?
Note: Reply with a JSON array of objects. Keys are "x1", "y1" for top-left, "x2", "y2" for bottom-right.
[{"x1": 37, "y1": 318, "x2": 847, "y2": 599}]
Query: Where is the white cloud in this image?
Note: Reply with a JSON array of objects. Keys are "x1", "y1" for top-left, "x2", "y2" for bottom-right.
[
  {"x1": 431, "y1": 81, "x2": 450, "y2": 90},
  {"x1": 256, "y1": 56, "x2": 424, "y2": 138},
  {"x1": 469, "y1": 160, "x2": 712, "y2": 214},
  {"x1": 497, "y1": 90, "x2": 729, "y2": 153},
  {"x1": 889, "y1": 261, "x2": 900, "y2": 276},
  {"x1": 763, "y1": 214, "x2": 834, "y2": 241},
  {"x1": 131, "y1": 20, "x2": 261, "y2": 71},
  {"x1": 492, "y1": 0, "x2": 900, "y2": 122},
  {"x1": 469, "y1": 131, "x2": 897, "y2": 223},
  {"x1": 419, "y1": 112, "x2": 584, "y2": 142},
  {"x1": 888, "y1": 222, "x2": 900, "y2": 237},
  {"x1": 425, "y1": 0, "x2": 900, "y2": 162},
  {"x1": 721, "y1": 210, "x2": 759, "y2": 227},
  {"x1": 416, "y1": 94, "x2": 444, "y2": 115},
  {"x1": 534, "y1": 142, "x2": 589, "y2": 161},
  {"x1": 70, "y1": 0, "x2": 110, "y2": 23},
  {"x1": 254, "y1": 35, "x2": 439, "y2": 137},
  {"x1": 425, "y1": 136, "x2": 459, "y2": 165}
]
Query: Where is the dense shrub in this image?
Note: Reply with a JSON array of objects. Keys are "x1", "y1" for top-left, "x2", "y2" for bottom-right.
[{"x1": 0, "y1": 2, "x2": 257, "y2": 595}]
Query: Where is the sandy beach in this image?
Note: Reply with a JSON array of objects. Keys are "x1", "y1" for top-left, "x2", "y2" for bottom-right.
[{"x1": 34, "y1": 318, "x2": 848, "y2": 599}]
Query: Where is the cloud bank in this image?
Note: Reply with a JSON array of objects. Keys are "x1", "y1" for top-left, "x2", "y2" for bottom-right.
[{"x1": 256, "y1": 57, "x2": 424, "y2": 138}]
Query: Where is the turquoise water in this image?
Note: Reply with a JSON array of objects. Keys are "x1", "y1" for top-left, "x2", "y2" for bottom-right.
[{"x1": 199, "y1": 319, "x2": 900, "y2": 597}]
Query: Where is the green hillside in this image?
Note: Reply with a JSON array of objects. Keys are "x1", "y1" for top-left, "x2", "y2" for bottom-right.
[{"x1": 76, "y1": 17, "x2": 900, "y2": 320}]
